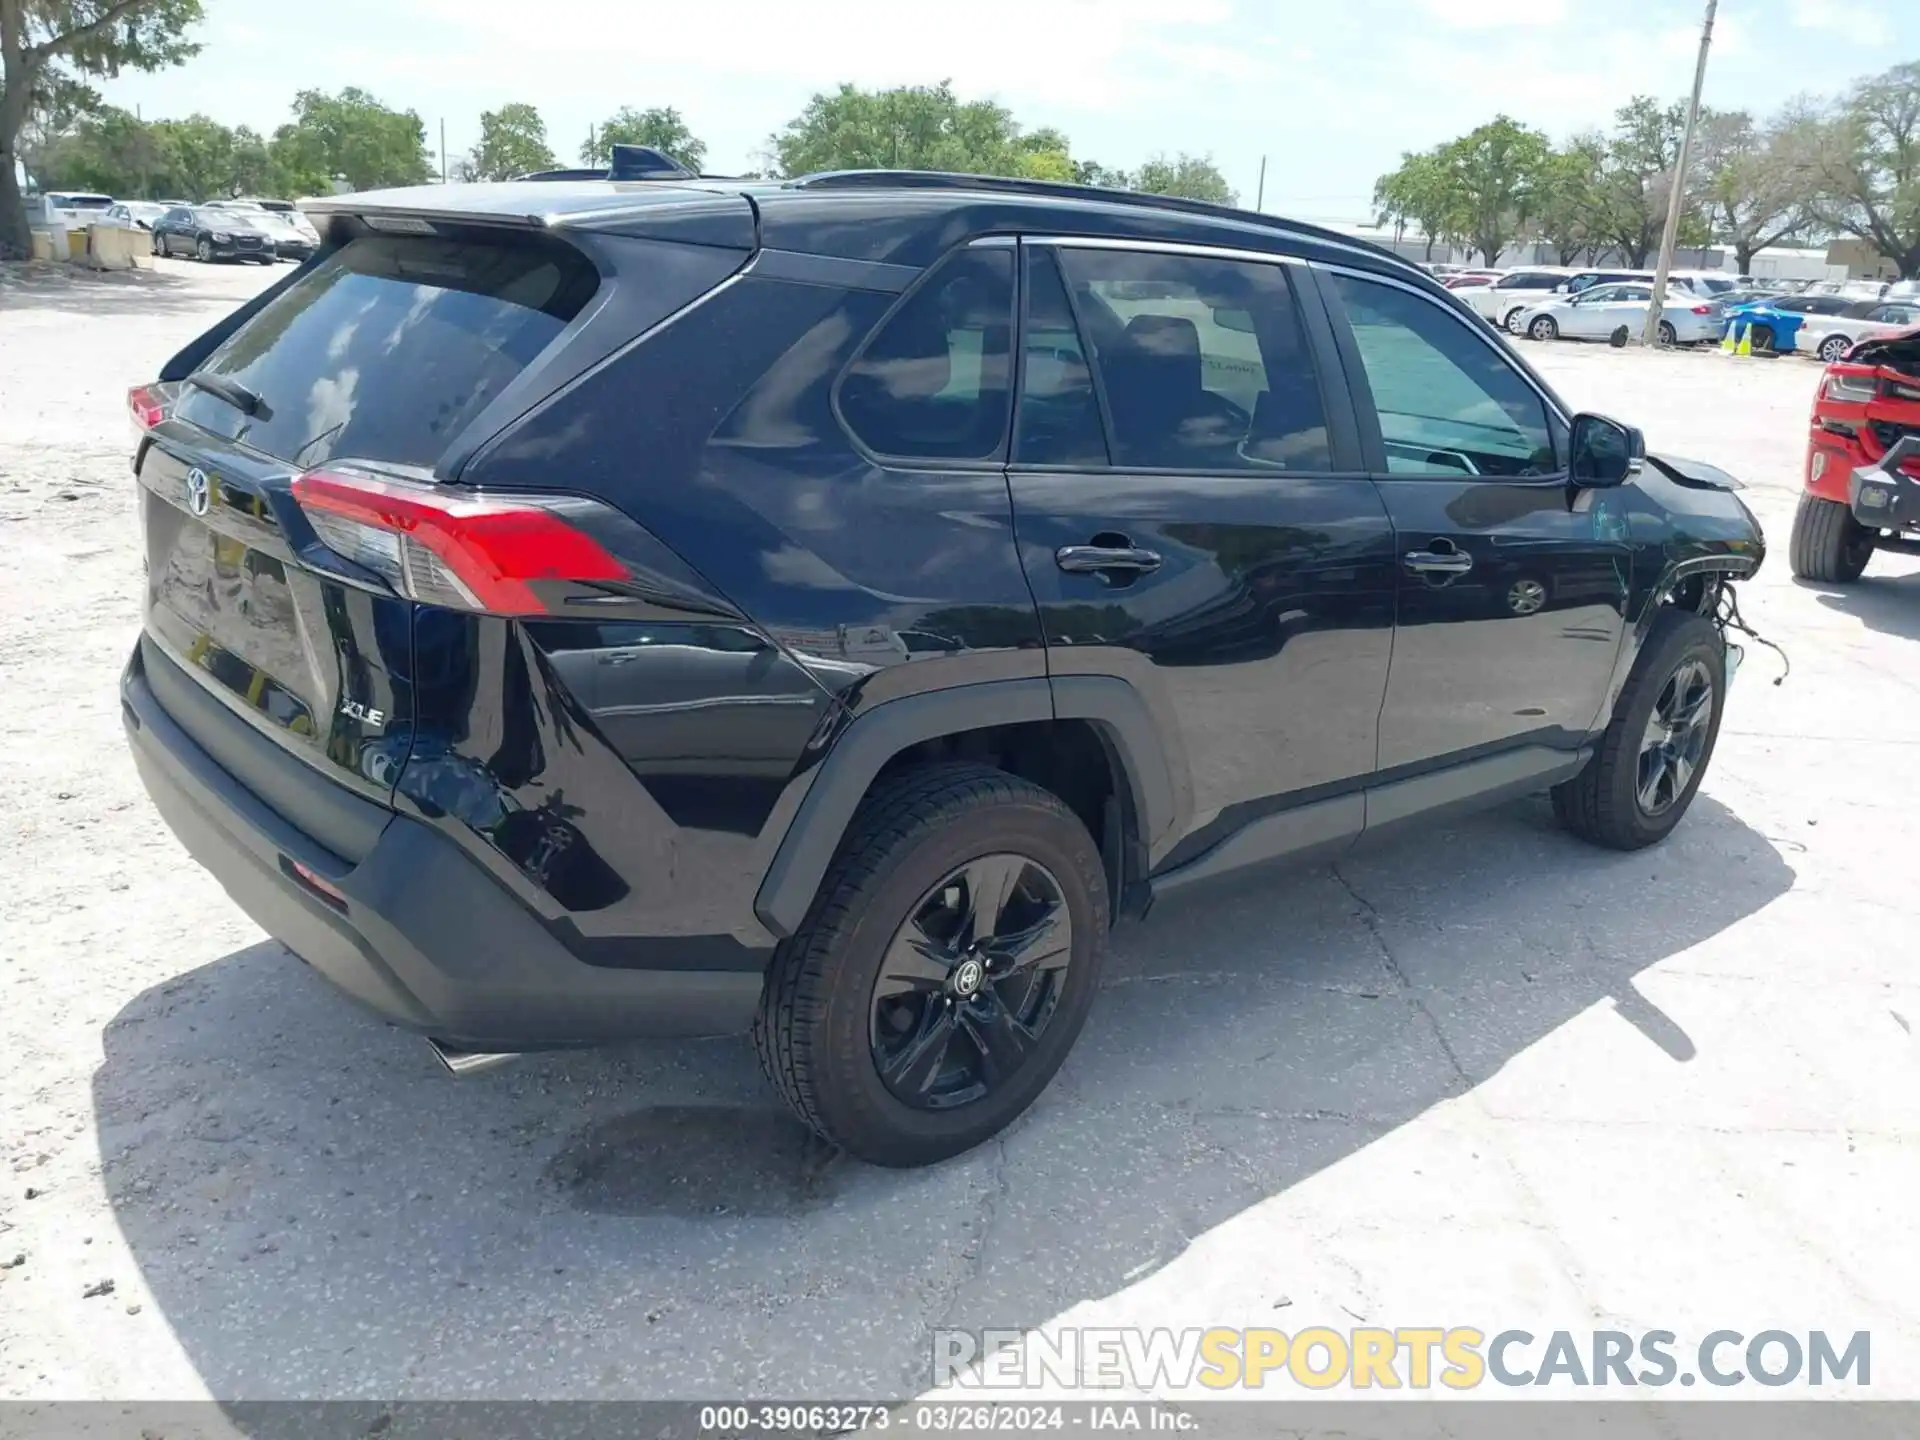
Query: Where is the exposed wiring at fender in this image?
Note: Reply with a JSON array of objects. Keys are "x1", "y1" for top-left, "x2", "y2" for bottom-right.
[{"x1": 1716, "y1": 582, "x2": 1788, "y2": 685}]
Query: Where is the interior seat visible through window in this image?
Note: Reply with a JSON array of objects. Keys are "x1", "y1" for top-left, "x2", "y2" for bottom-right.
[{"x1": 1053, "y1": 246, "x2": 1332, "y2": 474}]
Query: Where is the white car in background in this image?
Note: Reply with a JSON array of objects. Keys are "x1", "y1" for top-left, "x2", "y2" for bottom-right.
[
  {"x1": 1462, "y1": 267, "x2": 1575, "y2": 332},
  {"x1": 1517, "y1": 281, "x2": 1724, "y2": 346},
  {"x1": 102, "y1": 201, "x2": 170, "y2": 232},
  {"x1": 1798, "y1": 301, "x2": 1920, "y2": 363}
]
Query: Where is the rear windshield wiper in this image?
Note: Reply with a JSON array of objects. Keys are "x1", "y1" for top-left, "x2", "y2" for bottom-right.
[{"x1": 186, "y1": 372, "x2": 269, "y2": 418}]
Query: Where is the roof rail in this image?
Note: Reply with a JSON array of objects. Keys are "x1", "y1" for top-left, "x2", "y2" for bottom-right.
[{"x1": 787, "y1": 169, "x2": 1406, "y2": 266}]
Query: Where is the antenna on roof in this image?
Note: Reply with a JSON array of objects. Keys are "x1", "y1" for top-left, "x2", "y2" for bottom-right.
[
  {"x1": 607, "y1": 145, "x2": 695, "y2": 181},
  {"x1": 514, "y1": 145, "x2": 697, "y2": 184}
]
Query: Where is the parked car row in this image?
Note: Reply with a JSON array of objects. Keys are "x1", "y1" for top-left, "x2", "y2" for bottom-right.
[
  {"x1": 60, "y1": 194, "x2": 320, "y2": 264},
  {"x1": 1515, "y1": 282, "x2": 1725, "y2": 346},
  {"x1": 1720, "y1": 294, "x2": 1920, "y2": 360}
]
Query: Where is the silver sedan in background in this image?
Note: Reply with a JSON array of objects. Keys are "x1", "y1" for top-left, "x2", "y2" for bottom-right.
[{"x1": 1517, "y1": 282, "x2": 1723, "y2": 346}]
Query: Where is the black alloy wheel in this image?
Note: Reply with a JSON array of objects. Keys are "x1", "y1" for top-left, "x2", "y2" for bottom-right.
[
  {"x1": 869, "y1": 853, "x2": 1072, "y2": 1111},
  {"x1": 1636, "y1": 658, "x2": 1714, "y2": 817}
]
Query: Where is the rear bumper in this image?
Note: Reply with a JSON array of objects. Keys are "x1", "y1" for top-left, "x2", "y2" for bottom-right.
[{"x1": 122, "y1": 644, "x2": 765, "y2": 1049}]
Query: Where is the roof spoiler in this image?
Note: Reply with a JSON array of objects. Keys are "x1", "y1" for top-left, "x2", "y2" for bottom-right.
[{"x1": 517, "y1": 145, "x2": 697, "y2": 183}]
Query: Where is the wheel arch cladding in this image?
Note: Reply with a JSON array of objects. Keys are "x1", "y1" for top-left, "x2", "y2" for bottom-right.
[{"x1": 752, "y1": 677, "x2": 1181, "y2": 939}]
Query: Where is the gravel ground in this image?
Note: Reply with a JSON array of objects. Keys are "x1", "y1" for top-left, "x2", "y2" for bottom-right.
[{"x1": 2, "y1": 258, "x2": 1917, "y2": 1404}]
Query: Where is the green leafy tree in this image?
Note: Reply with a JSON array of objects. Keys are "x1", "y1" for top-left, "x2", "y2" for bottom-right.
[
  {"x1": 1799, "y1": 62, "x2": 1920, "y2": 279},
  {"x1": 769, "y1": 81, "x2": 1065, "y2": 179},
  {"x1": 1372, "y1": 149, "x2": 1461, "y2": 260},
  {"x1": 1434, "y1": 116, "x2": 1551, "y2": 264},
  {"x1": 1532, "y1": 135, "x2": 1609, "y2": 263},
  {"x1": 1073, "y1": 159, "x2": 1133, "y2": 189},
  {"x1": 37, "y1": 101, "x2": 158, "y2": 195},
  {"x1": 269, "y1": 86, "x2": 430, "y2": 196},
  {"x1": 0, "y1": 0, "x2": 202, "y2": 255},
  {"x1": 227, "y1": 124, "x2": 278, "y2": 196},
  {"x1": 1131, "y1": 152, "x2": 1235, "y2": 205},
  {"x1": 1694, "y1": 107, "x2": 1813, "y2": 274},
  {"x1": 1594, "y1": 95, "x2": 1712, "y2": 266},
  {"x1": 580, "y1": 104, "x2": 705, "y2": 171},
  {"x1": 13, "y1": 68, "x2": 98, "y2": 187},
  {"x1": 465, "y1": 101, "x2": 555, "y2": 181},
  {"x1": 150, "y1": 112, "x2": 233, "y2": 198}
]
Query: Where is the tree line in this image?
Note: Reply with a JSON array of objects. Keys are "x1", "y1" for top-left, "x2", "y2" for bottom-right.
[
  {"x1": 22, "y1": 81, "x2": 1236, "y2": 204},
  {"x1": 1372, "y1": 60, "x2": 1920, "y2": 279},
  {"x1": 4, "y1": 0, "x2": 1236, "y2": 255}
]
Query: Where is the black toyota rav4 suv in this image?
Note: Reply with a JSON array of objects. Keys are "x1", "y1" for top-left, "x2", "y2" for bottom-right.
[{"x1": 123, "y1": 173, "x2": 1765, "y2": 1166}]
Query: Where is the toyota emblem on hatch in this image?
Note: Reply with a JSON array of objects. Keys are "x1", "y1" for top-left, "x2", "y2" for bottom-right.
[{"x1": 185, "y1": 467, "x2": 211, "y2": 517}]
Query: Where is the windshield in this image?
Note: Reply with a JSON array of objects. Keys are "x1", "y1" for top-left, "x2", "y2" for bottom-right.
[{"x1": 49, "y1": 193, "x2": 113, "y2": 210}]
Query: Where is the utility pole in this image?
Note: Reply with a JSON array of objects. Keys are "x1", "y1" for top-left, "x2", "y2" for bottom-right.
[
  {"x1": 439, "y1": 119, "x2": 448, "y2": 185},
  {"x1": 1644, "y1": 0, "x2": 1717, "y2": 347},
  {"x1": 1255, "y1": 155, "x2": 1266, "y2": 212}
]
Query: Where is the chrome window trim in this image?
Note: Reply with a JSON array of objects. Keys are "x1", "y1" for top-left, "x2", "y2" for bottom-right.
[
  {"x1": 1021, "y1": 234, "x2": 1307, "y2": 268},
  {"x1": 1313, "y1": 260, "x2": 1572, "y2": 427}
]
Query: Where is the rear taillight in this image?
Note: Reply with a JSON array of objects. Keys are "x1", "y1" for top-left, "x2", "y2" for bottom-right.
[
  {"x1": 128, "y1": 385, "x2": 167, "y2": 433},
  {"x1": 1823, "y1": 365, "x2": 1877, "y2": 404},
  {"x1": 291, "y1": 466, "x2": 629, "y2": 615},
  {"x1": 1690, "y1": 305, "x2": 1713, "y2": 315}
]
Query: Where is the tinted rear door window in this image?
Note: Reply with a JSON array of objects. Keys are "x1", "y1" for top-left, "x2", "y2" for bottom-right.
[
  {"x1": 837, "y1": 248, "x2": 1015, "y2": 463},
  {"x1": 1014, "y1": 247, "x2": 1107, "y2": 467},
  {"x1": 1055, "y1": 246, "x2": 1332, "y2": 472},
  {"x1": 175, "y1": 231, "x2": 600, "y2": 468}
]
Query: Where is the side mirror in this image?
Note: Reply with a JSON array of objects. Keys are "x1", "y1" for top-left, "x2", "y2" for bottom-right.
[{"x1": 1570, "y1": 412, "x2": 1645, "y2": 487}]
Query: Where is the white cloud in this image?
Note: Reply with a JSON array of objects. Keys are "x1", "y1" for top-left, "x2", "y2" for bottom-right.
[
  {"x1": 1413, "y1": 0, "x2": 1568, "y2": 30},
  {"x1": 1788, "y1": 0, "x2": 1892, "y2": 46}
]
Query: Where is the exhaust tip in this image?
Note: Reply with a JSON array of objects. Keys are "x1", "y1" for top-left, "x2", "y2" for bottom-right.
[{"x1": 427, "y1": 1039, "x2": 519, "y2": 1078}]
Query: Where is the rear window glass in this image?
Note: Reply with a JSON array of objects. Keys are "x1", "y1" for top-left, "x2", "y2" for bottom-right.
[{"x1": 176, "y1": 231, "x2": 600, "y2": 468}]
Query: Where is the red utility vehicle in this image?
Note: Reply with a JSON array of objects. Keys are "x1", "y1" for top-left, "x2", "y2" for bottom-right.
[{"x1": 1790, "y1": 327, "x2": 1920, "y2": 583}]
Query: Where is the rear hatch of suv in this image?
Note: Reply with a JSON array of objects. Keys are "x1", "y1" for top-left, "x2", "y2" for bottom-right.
[{"x1": 131, "y1": 222, "x2": 634, "y2": 831}]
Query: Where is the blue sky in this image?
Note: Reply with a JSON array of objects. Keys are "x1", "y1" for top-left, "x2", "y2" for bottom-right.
[{"x1": 100, "y1": 0, "x2": 1916, "y2": 219}]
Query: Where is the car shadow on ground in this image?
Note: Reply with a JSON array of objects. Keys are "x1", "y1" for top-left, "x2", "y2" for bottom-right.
[
  {"x1": 1807, "y1": 572, "x2": 1920, "y2": 642},
  {"x1": 0, "y1": 261, "x2": 227, "y2": 318},
  {"x1": 93, "y1": 792, "x2": 1792, "y2": 1402}
]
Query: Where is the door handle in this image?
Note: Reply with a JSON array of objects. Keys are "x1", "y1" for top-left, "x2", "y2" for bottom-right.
[
  {"x1": 1404, "y1": 548, "x2": 1474, "y2": 575},
  {"x1": 1056, "y1": 544, "x2": 1163, "y2": 574}
]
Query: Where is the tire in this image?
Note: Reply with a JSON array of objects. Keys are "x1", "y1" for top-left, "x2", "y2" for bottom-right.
[
  {"x1": 1503, "y1": 307, "x2": 1528, "y2": 335},
  {"x1": 151, "y1": 232, "x2": 163, "y2": 256},
  {"x1": 754, "y1": 762, "x2": 1108, "y2": 1167},
  {"x1": 196, "y1": 237, "x2": 213, "y2": 262},
  {"x1": 1528, "y1": 315, "x2": 1558, "y2": 341},
  {"x1": 1552, "y1": 608, "x2": 1725, "y2": 851},
  {"x1": 1818, "y1": 335, "x2": 1852, "y2": 363},
  {"x1": 1657, "y1": 321, "x2": 1677, "y2": 347},
  {"x1": 1749, "y1": 324, "x2": 1775, "y2": 354},
  {"x1": 1788, "y1": 492, "x2": 1874, "y2": 583}
]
